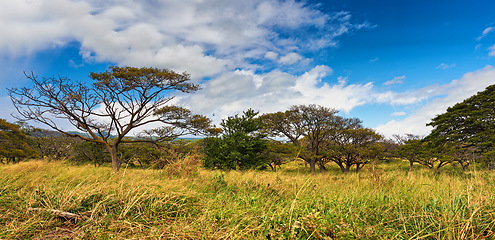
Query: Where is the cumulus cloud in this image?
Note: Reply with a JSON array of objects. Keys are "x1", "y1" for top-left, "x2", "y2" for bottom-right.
[
  {"x1": 180, "y1": 65, "x2": 375, "y2": 123},
  {"x1": 376, "y1": 65, "x2": 495, "y2": 137},
  {"x1": 0, "y1": 0, "x2": 371, "y2": 79},
  {"x1": 383, "y1": 75, "x2": 405, "y2": 85}
]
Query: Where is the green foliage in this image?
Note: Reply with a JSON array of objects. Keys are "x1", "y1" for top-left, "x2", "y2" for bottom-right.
[
  {"x1": 0, "y1": 119, "x2": 39, "y2": 163},
  {"x1": 202, "y1": 109, "x2": 268, "y2": 170},
  {"x1": 427, "y1": 84, "x2": 495, "y2": 153},
  {"x1": 70, "y1": 141, "x2": 109, "y2": 166}
]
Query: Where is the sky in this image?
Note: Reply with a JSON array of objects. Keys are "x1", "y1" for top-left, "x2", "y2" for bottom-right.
[{"x1": 1, "y1": 0, "x2": 495, "y2": 138}]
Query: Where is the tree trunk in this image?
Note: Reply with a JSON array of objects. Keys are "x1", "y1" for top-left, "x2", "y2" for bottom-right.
[
  {"x1": 345, "y1": 164, "x2": 351, "y2": 172},
  {"x1": 409, "y1": 160, "x2": 414, "y2": 171},
  {"x1": 108, "y1": 146, "x2": 120, "y2": 172},
  {"x1": 309, "y1": 160, "x2": 316, "y2": 175}
]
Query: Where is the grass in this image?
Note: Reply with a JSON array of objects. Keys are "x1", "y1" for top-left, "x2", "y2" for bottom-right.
[{"x1": 0, "y1": 158, "x2": 494, "y2": 239}]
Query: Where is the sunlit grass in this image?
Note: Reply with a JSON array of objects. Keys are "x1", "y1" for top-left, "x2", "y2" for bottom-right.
[{"x1": 0, "y1": 159, "x2": 494, "y2": 239}]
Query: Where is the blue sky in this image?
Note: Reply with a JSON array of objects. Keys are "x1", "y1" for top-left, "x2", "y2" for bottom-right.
[{"x1": 1, "y1": 0, "x2": 494, "y2": 137}]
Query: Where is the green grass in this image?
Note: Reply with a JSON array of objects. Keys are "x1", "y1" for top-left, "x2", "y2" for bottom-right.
[{"x1": 1, "y1": 159, "x2": 494, "y2": 239}]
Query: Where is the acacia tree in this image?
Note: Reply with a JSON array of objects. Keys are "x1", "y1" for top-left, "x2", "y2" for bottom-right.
[
  {"x1": 263, "y1": 104, "x2": 347, "y2": 175},
  {"x1": 9, "y1": 66, "x2": 215, "y2": 171},
  {"x1": 324, "y1": 127, "x2": 383, "y2": 172}
]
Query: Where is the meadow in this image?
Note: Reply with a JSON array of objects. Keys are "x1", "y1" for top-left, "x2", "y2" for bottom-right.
[{"x1": 1, "y1": 157, "x2": 494, "y2": 239}]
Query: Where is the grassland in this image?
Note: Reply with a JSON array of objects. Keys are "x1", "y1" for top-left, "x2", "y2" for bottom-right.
[{"x1": 1, "y1": 158, "x2": 494, "y2": 239}]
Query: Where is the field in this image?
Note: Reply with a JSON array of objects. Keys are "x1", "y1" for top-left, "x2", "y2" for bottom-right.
[{"x1": 1, "y1": 158, "x2": 495, "y2": 239}]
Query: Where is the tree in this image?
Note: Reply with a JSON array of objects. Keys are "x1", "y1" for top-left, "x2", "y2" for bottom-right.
[
  {"x1": 395, "y1": 134, "x2": 423, "y2": 171},
  {"x1": 9, "y1": 66, "x2": 215, "y2": 171},
  {"x1": 202, "y1": 109, "x2": 268, "y2": 170},
  {"x1": 324, "y1": 127, "x2": 383, "y2": 172},
  {"x1": 0, "y1": 119, "x2": 39, "y2": 163},
  {"x1": 263, "y1": 104, "x2": 355, "y2": 174},
  {"x1": 70, "y1": 141, "x2": 109, "y2": 167},
  {"x1": 427, "y1": 84, "x2": 495, "y2": 153}
]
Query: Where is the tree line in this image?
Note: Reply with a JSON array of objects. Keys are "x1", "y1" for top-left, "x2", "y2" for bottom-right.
[{"x1": 3, "y1": 67, "x2": 495, "y2": 174}]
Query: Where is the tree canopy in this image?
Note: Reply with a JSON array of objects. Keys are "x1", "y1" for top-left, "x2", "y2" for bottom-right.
[
  {"x1": 427, "y1": 84, "x2": 495, "y2": 152},
  {"x1": 8, "y1": 66, "x2": 216, "y2": 171},
  {"x1": 0, "y1": 119, "x2": 39, "y2": 163},
  {"x1": 202, "y1": 109, "x2": 268, "y2": 170}
]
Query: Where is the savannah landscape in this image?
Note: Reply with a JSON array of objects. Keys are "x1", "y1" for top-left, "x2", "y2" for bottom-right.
[{"x1": 1, "y1": 67, "x2": 494, "y2": 239}]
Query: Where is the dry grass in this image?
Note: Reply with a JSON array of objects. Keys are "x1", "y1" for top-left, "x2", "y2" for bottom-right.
[{"x1": 0, "y1": 159, "x2": 494, "y2": 239}]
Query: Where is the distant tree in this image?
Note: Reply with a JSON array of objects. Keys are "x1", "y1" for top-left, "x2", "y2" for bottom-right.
[
  {"x1": 118, "y1": 142, "x2": 161, "y2": 169},
  {"x1": 28, "y1": 129, "x2": 80, "y2": 160},
  {"x1": 0, "y1": 119, "x2": 39, "y2": 163},
  {"x1": 70, "y1": 141, "x2": 109, "y2": 167},
  {"x1": 324, "y1": 127, "x2": 383, "y2": 172},
  {"x1": 263, "y1": 104, "x2": 359, "y2": 175},
  {"x1": 427, "y1": 84, "x2": 495, "y2": 156},
  {"x1": 264, "y1": 140, "x2": 300, "y2": 171},
  {"x1": 202, "y1": 109, "x2": 268, "y2": 170},
  {"x1": 395, "y1": 134, "x2": 423, "y2": 170},
  {"x1": 9, "y1": 66, "x2": 216, "y2": 172}
]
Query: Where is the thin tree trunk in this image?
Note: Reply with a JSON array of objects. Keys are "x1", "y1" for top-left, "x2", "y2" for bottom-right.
[{"x1": 108, "y1": 145, "x2": 120, "y2": 172}]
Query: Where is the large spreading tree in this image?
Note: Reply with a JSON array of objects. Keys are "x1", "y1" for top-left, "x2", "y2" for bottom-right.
[
  {"x1": 8, "y1": 66, "x2": 215, "y2": 171},
  {"x1": 426, "y1": 84, "x2": 495, "y2": 165},
  {"x1": 427, "y1": 84, "x2": 495, "y2": 151},
  {"x1": 263, "y1": 104, "x2": 348, "y2": 174}
]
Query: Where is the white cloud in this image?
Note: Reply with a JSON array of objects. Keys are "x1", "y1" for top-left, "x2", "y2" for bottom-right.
[
  {"x1": 279, "y1": 52, "x2": 303, "y2": 65},
  {"x1": 477, "y1": 27, "x2": 494, "y2": 41},
  {"x1": 489, "y1": 44, "x2": 495, "y2": 57},
  {"x1": 391, "y1": 112, "x2": 406, "y2": 116},
  {"x1": 436, "y1": 63, "x2": 455, "y2": 69},
  {"x1": 369, "y1": 57, "x2": 379, "y2": 63},
  {"x1": 180, "y1": 65, "x2": 375, "y2": 123},
  {"x1": 264, "y1": 51, "x2": 278, "y2": 61},
  {"x1": 376, "y1": 65, "x2": 495, "y2": 137},
  {"x1": 0, "y1": 0, "x2": 370, "y2": 79},
  {"x1": 383, "y1": 75, "x2": 405, "y2": 85}
]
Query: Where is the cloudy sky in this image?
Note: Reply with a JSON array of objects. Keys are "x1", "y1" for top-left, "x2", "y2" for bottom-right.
[{"x1": 1, "y1": 0, "x2": 495, "y2": 137}]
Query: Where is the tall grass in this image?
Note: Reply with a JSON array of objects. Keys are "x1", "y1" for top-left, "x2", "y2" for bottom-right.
[{"x1": 0, "y1": 159, "x2": 494, "y2": 239}]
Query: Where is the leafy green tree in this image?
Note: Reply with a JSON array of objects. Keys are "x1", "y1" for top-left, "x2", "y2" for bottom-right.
[
  {"x1": 427, "y1": 84, "x2": 495, "y2": 154},
  {"x1": 9, "y1": 66, "x2": 216, "y2": 171},
  {"x1": 0, "y1": 119, "x2": 39, "y2": 163},
  {"x1": 202, "y1": 109, "x2": 268, "y2": 170},
  {"x1": 395, "y1": 134, "x2": 423, "y2": 170}
]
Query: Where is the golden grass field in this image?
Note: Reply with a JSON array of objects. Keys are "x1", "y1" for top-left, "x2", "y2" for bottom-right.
[{"x1": 1, "y1": 158, "x2": 494, "y2": 239}]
